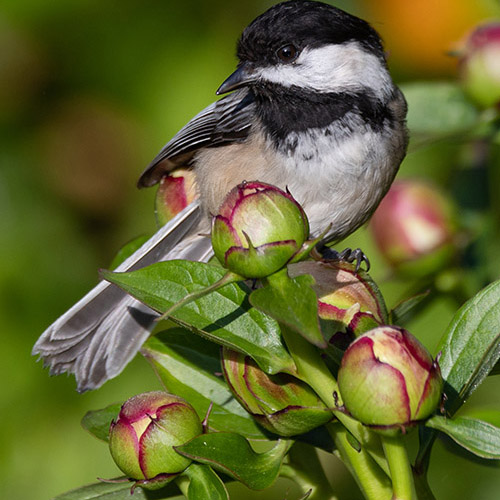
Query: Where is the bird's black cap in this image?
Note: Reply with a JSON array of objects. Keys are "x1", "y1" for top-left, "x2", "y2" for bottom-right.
[{"x1": 237, "y1": 0, "x2": 385, "y2": 66}]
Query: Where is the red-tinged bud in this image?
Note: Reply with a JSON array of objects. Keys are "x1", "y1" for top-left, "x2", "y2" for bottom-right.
[
  {"x1": 109, "y1": 392, "x2": 202, "y2": 487},
  {"x1": 458, "y1": 22, "x2": 500, "y2": 108},
  {"x1": 211, "y1": 181, "x2": 309, "y2": 278},
  {"x1": 371, "y1": 179, "x2": 457, "y2": 274},
  {"x1": 155, "y1": 169, "x2": 197, "y2": 226},
  {"x1": 221, "y1": 348, "x2": 332, "y2": 436},
  {"x1": 289, "y1": 261, "x2": 387, "y2": 343},
  {"x1": 337, "y1": 326, "x2": 443, "y2": 434}
]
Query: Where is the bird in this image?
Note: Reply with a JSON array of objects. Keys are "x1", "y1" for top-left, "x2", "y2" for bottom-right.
[{"x1": 33, "y1": 0, "x2": 408, "y2": 392}]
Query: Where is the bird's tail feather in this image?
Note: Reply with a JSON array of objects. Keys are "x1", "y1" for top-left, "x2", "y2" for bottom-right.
[{"x1": 32, "y1": 201, "x2": 213, "y2": 392}]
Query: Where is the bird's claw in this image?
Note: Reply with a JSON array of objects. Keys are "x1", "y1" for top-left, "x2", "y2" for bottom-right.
[{"x1": 320, "y1": 246, "x2": 370, "y2": 272}]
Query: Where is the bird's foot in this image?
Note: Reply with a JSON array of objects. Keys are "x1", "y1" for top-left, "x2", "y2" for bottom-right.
[{"x1": 319, "y1": 246, "x2": 370, "y2": 272}]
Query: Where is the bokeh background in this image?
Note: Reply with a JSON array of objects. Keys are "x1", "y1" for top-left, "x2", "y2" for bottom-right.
[{"x1": 1, "y1": 0, "x2": 500, "y2": 498}]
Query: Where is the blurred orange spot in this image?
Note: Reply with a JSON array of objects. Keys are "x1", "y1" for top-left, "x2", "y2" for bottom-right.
[{"x1": 366, "y1": 0, "x2": 494, "y2": 74}]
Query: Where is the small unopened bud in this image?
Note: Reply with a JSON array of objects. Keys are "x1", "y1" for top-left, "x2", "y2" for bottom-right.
[
  {"x1": 109, "y1": 392, "x2": 202, "y2": 485},
  {"x1": 370, "y1": 179, "x2": 457, "y2": 274},
  {"x1": 458, "y1": 22, "x2": 500, "y2": 108},
  {"x1": 289, "y1": 261, "x2": 387, "y2": 342},
  {"x1": 155, "y1": 169, "x2": 197, "y2": 226},
  {"x1": 221, "y1": 348, "x2": 332, "y2": 436},
  {"x1": 211, "y1": 181, "x2": 309, "y2": 278},
  {"x1": 337, "y1": 326, "x2": 443, "y2": 433}
]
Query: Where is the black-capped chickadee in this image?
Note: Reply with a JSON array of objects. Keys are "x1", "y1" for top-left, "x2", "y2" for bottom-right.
[{"x1": 33, "y1": 0, "x2": 408, "y2": 391}]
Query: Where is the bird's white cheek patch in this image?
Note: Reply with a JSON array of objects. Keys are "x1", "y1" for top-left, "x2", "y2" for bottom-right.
[{"x1": 257, "y1": 42, "x2": 392, "y2": 99}]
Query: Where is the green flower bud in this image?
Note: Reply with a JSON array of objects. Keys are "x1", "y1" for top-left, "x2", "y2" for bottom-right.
[
  {"x1": 109, "y1": 391, "x2": 202, "y2": 485},
  {"x1": 211, "y1": 181, "x2": 309, "y2": 278},
  {"x1": 458, "y1": 22, "x2": 500, "y2": 108},
  {"x1": 370, "y1": 179, "x2": 457, "y2": 275},
  {"x1": 337, "y1": 326, "x2": 443, "y2": 433},
  {"x1": 221, "y1": 348, "x2": 332, "y2": 436},
  {"x1": 155, "y1": 169, "x2": 197, "y2": 226}
]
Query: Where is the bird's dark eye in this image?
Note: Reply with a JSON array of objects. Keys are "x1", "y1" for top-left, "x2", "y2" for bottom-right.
[{"x1": 276, "y1": 44, "x2": 298, "y2": 63}]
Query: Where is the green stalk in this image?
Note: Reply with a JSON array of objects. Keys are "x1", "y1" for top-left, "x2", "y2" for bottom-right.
[
  {"x1": 381, "y1": 435, "x2": 417, "y2": 500},
  {"x1": 281, "y1": 442, "x2": 337, "y2": 500},
  {"x1": 280, "y1": 324, "x2": 390, "y2": 476},
  {"x1": 330, "y1": 423, "x2": 392, "y2": 500},
  {"x1": 157, "y1": 270, "x2": 241, "y2": 321}
]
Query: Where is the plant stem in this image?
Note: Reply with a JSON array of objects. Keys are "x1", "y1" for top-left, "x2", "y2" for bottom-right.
[
  {"x1": 281, "y1": 442, "x2": 337, "y2": 500},
  {"x1": 329, "y1": 423, "x2": 392, "y2": 500},
  {"x1": 157, "y1": 271, "x2": 241, "y2": 320},
  {"x1": 381, "y1": 435, "x2": 417, "y2": 500}
]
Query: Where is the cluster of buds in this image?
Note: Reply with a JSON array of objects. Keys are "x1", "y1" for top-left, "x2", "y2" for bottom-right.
[
  {"x1": 221, "y1": 348, "x2": 332, "y2": 436},
  {"x1": 108, "y1": 392, "x2": 202, "y2": 486},
  {"x1": 149, "y1": 179, "x2": 444, "y2": 442},
  {"x1": 371, "y1": 179, "x2": 457, "y2": 274},
  {"x1": 457, "y1": 22, "x2": 500, "y2": 108},
  {"x1": 211, "y1": 181, "x2": 309, "y2": 278},
  {"x1": 337, "y1": 326, "x2": 443, "y2": 433}
]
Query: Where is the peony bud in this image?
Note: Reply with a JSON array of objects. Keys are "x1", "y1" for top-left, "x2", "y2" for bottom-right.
[
  {"x1": 458, "y1": 22, "x2": 500, "y2": 108},
  {"x1": 221, "y1": 348, "x2": 332, "y2": 436},
  {"x1": 211, "y1": 181, "x2": 309, "y2": 278},
  {"x1": 337, "y1": 326, "x2": 443, "y2": 432},
  {"x1": 370, "y1": 179, "x2": 457, "y2": 273},
  {"x1": 155, "y1": 169, "x2": 197, "y2": 226},
  {"x1": 289, "y1": 260, "x2": 388, "y2": 343},
  {"x1": 109, "y1": 391, "x2": 202, "y2": 485}
]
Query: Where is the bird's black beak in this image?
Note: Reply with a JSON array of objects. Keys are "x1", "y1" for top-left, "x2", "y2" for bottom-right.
[{"x1": 216, "y1": 63, "x2": 257, "y2": 95}]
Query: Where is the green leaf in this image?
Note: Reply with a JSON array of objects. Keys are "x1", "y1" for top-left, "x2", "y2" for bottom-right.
[
  {"x1": 250, "y1": 270, "x2": 326, "y2": 348},
  {"x1": 183, "y1": 464, "x2": 229, "y2": 500},
  {"x1": 54, "y1": 479, "x2": 180, "y2": 499},
  {"x1": 103, "y1": 261, "x2": 294, "y2": 375},
  {"x1": 110, "y1": 235, "x2": 151, "y2": 270},
  {"x1": 176, "y1": 433, "x2": 292, "y2": 490},
  {"x1": 389, "y1": 290, "x2": 430, "y2": 326},
  {"x1": 461, "y1": 408, "x2": 500, "y2": 428},
  {"x1": 426, "y1": 415, "x2": 500, "y2": 459},
  {"x1": 402, "y1": 81, "x2": 479, "y2": 137},
  {"x1": 436, "y1": 279, "x2": 500, "y2": 415},
  {"x1": 142, "y1": 329, "x2": 269, "y2": 439},
  {"x1": 81, "y1": 403, "x2": 122, "y2": 442}
]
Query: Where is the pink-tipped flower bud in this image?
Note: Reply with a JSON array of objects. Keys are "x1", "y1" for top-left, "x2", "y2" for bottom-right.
[
  {"x1": 109, "y1": 391, "x2": 202, "y2": 485},
  {"x1": 289, "y1": 261, "x2": 388, "y2": 343},
  {"x1": 155, "y1": 169, "x2": 197, "y2": 226},
  {"x1": 458, "y1": 22, "x2": 500, "y2": 108},
  {"x1": 370, "y1": 179, "x2": 457, "y2": 273},
  {"x1": 221, "y1": 348, "x2": 332, "y2": 436},
  {"x1": 211, "y1": 181, "x2": 309, "y2": 278},
  {"x1": 337, "y1": 326, "x2": 443, "y2": 433}
]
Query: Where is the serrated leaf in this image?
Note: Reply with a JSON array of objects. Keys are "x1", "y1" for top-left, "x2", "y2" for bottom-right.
[
  {"x1": 250, "y1": 270, "x2": 326, "y2": 348},
  {"x1": 103, "y1": 261, "x2": 294, "y2": 375},
  {"x1": 437, "y1": 280, "x2": 500, "y2": 415},
  {"x1": 402, "y1": 81, "x2": 479, "y2": 137},
  {"x1": 176, "y1": 433, "x2": 292, "y2": 490},
  {"x1": 426, "y1": 415, "x2": 500, "y2": 459},
  {"x1": 142, "y1": 329, "x2": 269, "y2": 439},
  {"x1": 54, "y1": 479, "x2": 180, "y2": 499},
  {"x1": 183, "y1": 464, "x2": 229, "y2": 500}
]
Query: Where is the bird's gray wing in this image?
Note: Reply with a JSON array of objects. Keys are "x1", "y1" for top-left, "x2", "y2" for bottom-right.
[
  {"x1": 33, "y1": 202, "x2": 213, "y2": 392},
  {"x1": 138, "y1": 89, "x2": 255, "y2": 187}
]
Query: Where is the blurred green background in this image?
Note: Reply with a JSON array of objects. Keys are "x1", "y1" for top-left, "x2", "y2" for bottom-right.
[{"x1": 1, "y1": 0, "x2": 500, "y2": 498}]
